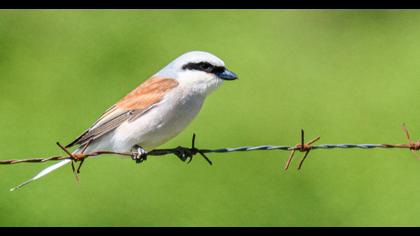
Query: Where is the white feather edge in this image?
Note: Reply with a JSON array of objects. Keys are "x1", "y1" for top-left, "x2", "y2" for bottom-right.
[{"x1": 10, "y1": 159, "x2": 72, "y2": 191}]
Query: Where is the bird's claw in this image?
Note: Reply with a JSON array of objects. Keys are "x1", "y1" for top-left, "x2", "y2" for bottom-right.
[{"x1": 132, "y1": 145, "x2": 148, "y2": 164}]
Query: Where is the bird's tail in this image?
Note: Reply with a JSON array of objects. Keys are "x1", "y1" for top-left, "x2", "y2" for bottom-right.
[{"x1": 10, "y1": 158, "x2": 72, "y2": 191}]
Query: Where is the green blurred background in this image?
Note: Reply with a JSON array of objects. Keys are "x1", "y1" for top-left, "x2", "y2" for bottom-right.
[{"x1": 1, "y1": 9, "x2": 420, "y2": 226}]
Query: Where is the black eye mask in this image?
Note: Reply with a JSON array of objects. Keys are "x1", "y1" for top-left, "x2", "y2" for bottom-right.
[{"x1": 182, "y1": 62, "x2": 225, "y2": 74}]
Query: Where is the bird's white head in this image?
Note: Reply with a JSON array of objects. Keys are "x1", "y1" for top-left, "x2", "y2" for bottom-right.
[{"x1": 155, "y1": 51, "x2": 238, "y2": 96}]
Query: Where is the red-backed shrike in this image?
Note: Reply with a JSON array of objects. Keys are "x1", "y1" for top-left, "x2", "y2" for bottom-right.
[{"x1": 11, "y1": 51, "x2": 237, "y2": 191}]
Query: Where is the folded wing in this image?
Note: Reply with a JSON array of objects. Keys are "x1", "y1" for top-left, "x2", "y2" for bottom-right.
[{"x1": 66, "y1": 76, "x2": 179, "y2": 148}]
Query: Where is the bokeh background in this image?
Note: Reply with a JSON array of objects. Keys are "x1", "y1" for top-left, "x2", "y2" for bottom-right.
[{"x1": 1, "y1": 10, "x2": 420, "y2": 226}]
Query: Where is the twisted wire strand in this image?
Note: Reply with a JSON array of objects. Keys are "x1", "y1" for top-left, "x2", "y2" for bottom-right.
[
  {"x1": 200, "y1": 144, "x2": 391, "y2": 153},
  {"x1": 4, "y1": 126, "x2": 419, "y2": 192},
  {"x1": 0, "y1": 143, "x2": 412, "y2": 165},
  {"x1": 1, "y1": 124, "x2": 418, "y2": 165}
]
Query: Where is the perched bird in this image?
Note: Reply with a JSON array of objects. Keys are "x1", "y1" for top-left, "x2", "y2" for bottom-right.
[{"x1": 11, "y1": 51, "x2": 238, "y2": 191}]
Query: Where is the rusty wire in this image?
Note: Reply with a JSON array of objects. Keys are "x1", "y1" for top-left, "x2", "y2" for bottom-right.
[{"x1": 1, "y1": 124, "x2": 420, "y2": 173}]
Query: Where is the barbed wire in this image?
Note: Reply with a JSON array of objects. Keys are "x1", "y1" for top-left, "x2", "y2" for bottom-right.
[{"x1": 1, "y1": 124, "x2": 420, "y2": 173}]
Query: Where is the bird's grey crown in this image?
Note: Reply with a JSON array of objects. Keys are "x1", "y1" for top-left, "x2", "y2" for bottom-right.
[{"x1": 155, "y1": 51, "x2": 225, "y2": 78}]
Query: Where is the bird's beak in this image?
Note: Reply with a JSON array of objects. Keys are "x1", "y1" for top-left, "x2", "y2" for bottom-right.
[{"x1": 216, "y1": 68, "x2": 238, "y2": 80}]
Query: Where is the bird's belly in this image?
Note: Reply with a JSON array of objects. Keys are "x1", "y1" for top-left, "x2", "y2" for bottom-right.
[{"x1": 111, "y1": 95, "x2": 204, "y2": 152}]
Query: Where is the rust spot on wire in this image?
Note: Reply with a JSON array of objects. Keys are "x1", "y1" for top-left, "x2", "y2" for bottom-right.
[
  {"x1": 383, "y1": 123, "x2": 420, "y2": 159},
  {"x1": 284, "y1": 129, "x2": 320, "y2": 171}
]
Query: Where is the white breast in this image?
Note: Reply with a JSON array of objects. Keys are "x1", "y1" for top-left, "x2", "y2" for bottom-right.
[{"x1": 109, "y1": 85, "x2": 206, "y2": 152}]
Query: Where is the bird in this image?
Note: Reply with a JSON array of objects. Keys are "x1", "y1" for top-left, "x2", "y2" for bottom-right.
[{"x1": 10, "y1": 50, "x2": 238, "y2": 191}]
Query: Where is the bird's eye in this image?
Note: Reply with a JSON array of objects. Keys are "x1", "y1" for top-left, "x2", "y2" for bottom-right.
[{"x1": 199, "y1": 63, "x2": 212, "y2": 71}]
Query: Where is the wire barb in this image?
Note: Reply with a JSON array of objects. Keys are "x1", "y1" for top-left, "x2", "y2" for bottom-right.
[
  {"x1": 178, "y1": 133, "x2": 212, "y2": 165},
  {"x1": 56, "y1": 142, "x2": 80, "y2": 183},
  {"x1": 284, "y1": 129, "x2": 320, "y2": 171},
  {"x1": 401, "y1": 123, "x2": 420, "y2": 159}
]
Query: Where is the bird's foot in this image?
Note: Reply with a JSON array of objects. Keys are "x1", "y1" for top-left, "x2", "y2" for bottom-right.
[{"x1": 132, "y1": 145, "x2": 148, "y2": 164}]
